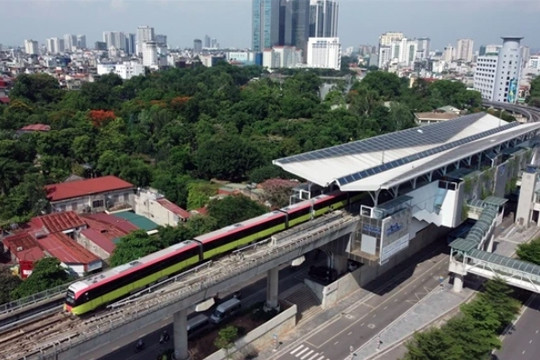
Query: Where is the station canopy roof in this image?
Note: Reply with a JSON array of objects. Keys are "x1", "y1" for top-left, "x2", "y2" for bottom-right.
[{"x1": 273, "y1": 113, "x2": 540, "y2": 192}]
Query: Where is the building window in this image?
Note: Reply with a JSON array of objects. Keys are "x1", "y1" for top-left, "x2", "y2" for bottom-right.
[{"x1": 92, "y1": 200, "x2": 104, "y2": 208}]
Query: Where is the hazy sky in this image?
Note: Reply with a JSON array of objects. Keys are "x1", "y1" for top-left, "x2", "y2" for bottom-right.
[{"x1": 2, "y1": 0, "x2": 539, "y2": 51}]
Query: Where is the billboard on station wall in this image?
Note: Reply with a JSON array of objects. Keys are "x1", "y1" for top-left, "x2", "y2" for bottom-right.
[{"x1": 379, "y1": 208, "x2": 412, "y2": 264}]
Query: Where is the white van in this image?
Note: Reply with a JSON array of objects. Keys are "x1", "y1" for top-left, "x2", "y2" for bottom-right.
[
  {"x1": 210, "y1": 298, "x2": 241, "y2": 324},
  {"x1": 187, "y1": 314, "x2": 209, "y2": 337}
]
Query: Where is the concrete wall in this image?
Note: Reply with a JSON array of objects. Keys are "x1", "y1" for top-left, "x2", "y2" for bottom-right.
[
  {"x1": 307, "y1": 224, "x2": 449, "y2": 306},
  {"x1": 76, "y1": 233, "x2": 111, "y2": 260},
  {"x1": 205, "y1": 304, "x2": 297, "y2": 360},
  {"x1": 305, "y1": 269, "x2": 361, "y2": 309},
  {"x1": 355, "y1": 223, "x2": 448, "y2": 287},
  {"x1": 51, "y1": 189, "x2": 134, "y2": 214},
  {"x1": 134, "y1": 189, "x2": 181, "y2": 227},
  {"x1": 407, "y1": 181, "x2": 461, "y2": 227}
]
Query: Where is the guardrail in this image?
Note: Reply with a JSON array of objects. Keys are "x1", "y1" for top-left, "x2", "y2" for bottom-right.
[
  {"x1": 0, "y1": 282, "x2": 70, "y2": 316},
  {"x1": 33, "y1": 214, "x2": 357, "y2": 359}
]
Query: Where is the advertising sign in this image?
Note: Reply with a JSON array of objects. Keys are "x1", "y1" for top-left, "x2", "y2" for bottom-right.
[
  {"x1": 507, "y1": 78, "x2": 518, "y2": 103},
  {"x1": 379, "y1": 208, "x2": 411, "y2": 264}
]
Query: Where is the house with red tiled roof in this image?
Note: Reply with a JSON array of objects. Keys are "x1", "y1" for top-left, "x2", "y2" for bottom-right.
[
  {"x1": 2, "y1": 212, "x2": 101, "y2": 278},
  {"x1": 45, "y1": 175, "x2": 135, "y2": 214},
  {"x1": 2, "y1": 233, "x2": 45, "y2": 278},
  {"x1": 18, "y1": 124, "x2": 51, "y2": 134},
  {"x1": 78, "y1": 213, "x2": 136, "y2": 259},
  {"x1": 134, "y1": 188, "x2": 190, "y2": 226}
]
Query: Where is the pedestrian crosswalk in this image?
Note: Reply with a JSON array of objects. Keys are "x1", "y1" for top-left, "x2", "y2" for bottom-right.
[{"x1": 289, "y1": 344, "x2": 329, "y2": 360}]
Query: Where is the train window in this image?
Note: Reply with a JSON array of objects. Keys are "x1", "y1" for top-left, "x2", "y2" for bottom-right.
[{"x1": 66, "y1": 290, "x2": 75, "y2": 305}]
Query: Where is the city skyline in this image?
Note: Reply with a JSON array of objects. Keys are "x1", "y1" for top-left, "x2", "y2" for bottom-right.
[{"x1": 1, "y1": 0, "x2": 540, "y2": 51}]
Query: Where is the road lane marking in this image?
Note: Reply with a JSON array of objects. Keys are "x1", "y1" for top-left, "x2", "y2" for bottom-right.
[
  {"x1": 291, "y1": 345, "x2": 305, "y2": 355},
  {"x1": 296, "y1": 347, "x2": 310, "y2": 357},
  {"x1": 307, "y1": 353, "x2": 319, "y2": 360},
  {"x1": 347, "y1": 331, "x2": 352, "y2": 336},
  {"x1": 300, "y1": 350, "x2": 314, "y2": 359},
  {"x1": 306, "y1": 253, "x2": 448, "y2": 348},
  {"x1": 334, "y1": 341, "x2": 339, "y2": 345}
]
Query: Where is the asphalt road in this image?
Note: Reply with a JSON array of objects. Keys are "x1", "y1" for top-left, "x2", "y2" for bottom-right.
[
  {"x1": 272, "y1": 246, "x2": 450, "y2": 360},
  {"x1": 494, "y1": 294, "x2": 540, "y2": 360}
]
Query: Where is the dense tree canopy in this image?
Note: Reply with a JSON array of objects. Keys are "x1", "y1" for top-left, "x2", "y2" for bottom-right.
[
  {"x1": 404, "y1": 278, "x2": 519, "y2": 360},
  {"x1": 0, "y1": 267, "x2": 22, "y2": 304},
  {"x1": 207, "y1": 194, "x2": 268, "y2": 229},
  {"x1": 517, "y1": 237, "x2": 540, "y2": 265},
  {"x1": 528, "y1": 75, "x2": 540, "y2": 107},
  {"x1": 0, "y1": 64, "x2": 487, "y2": 229},
  {"x1": 10, "y1": 257, "x2": 74, "y2": 299},
  {"x1": 109, "y1": 230, "x2": 163, "y2": 267}
]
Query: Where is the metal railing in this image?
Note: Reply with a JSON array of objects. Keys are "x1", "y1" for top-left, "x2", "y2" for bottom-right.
[
  {"x1": 0, "y1": 282, "x2": 70, "y2": 316},
  {"x1": 30, "y1": 214, "x2": 357, "y2": 359}
]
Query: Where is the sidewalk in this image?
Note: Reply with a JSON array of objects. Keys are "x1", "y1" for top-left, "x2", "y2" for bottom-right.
[
  {"x1": 258, "y1": 222, "x2": 540, "y2": 360},
  {"x1": 353, "y1": 284, "x2": 474, "y2": 360}
]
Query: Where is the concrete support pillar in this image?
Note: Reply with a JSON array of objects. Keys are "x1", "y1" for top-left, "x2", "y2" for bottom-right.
[
  {"x1": 173, "y1": 308, "x2": 189, "y2": 360},
  {"x1": 486, "y1": 235, "x2": 494, "y2": 253},
  {"x1": 333, "y1": 254, "x2": 349, "y2": 275},
  {"x1": 453, "y1": 274, "x2": 463, "y2": 293},
  {"x1": 264, "y1": 267, "x2": 280, "y2": 312}
]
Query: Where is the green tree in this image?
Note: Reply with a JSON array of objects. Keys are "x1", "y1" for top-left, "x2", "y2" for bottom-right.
[
  {"x1": 404, "y1": 327, "x2": 464, "y2": 360},
  {"x1": 477, "y1": 277, "x2": 521, "y2": 329},
  {"x1": 185, "y1": 214, "x2": 219, "y2": 236},
  {"x1": 110, "y1": 230, "x2": 163, "y2": 267},
  {"x1": 517, "y1": 237, "x2": 540, "y2": 265},
  {"x1": 194, "y1": 134, "x2": 263, "y2": 181},
  {"x1": 358, "y1": 71, "x2": 403, "y2": 100},
  {"x1": 207, "y1": 194, "x2": 268, "y2": 228},
  {"x1": 11, "y1": 258, "x2": 73, "y2": 299},
  {"x1": 528, "y1": 75, "x2": 540, "y2": 105},
  {"x1": 0, "y1": 267, "x2": 22, "y2": 305},
  {"x1": 186, "y1": 181, "x2": 219, "y2": 210},
  {"x1": 214, "y1": 325, "x2": 238, "y2": 358},
  {"x1": 10, "y1": 73, "x2": 63, "y2": 105},
  {"x1": 444, "y1": 315, "x2": 501, "y2": 359}
]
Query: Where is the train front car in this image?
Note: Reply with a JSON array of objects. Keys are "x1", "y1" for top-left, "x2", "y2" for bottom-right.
[
  {"x1": 195, "y1": 211, "x2": 288, "y2": 260},
  {"x1": 65, "y1": 240, "x2": 201, "y2": 315}
]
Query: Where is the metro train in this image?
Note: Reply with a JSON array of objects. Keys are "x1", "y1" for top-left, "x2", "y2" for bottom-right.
[{"x1": 65, "y1": 191, "x2": 364, "y2": 315}]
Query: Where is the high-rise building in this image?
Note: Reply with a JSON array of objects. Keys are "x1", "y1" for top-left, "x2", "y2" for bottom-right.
[
  {"x1": 485, "y1": 44, "x2": 502, "y2": 54},
  {"x1": 63, "y1": 34, "x2": 77, "y2": 52},
  {"x1": 379, "y1": 32, "x2": 404, "y2": 46},
  {"x1": 281, "y1": 0, "x2": 310, "y2": 60},
  {"x1": 137, "y1": 26, "x2": 155, "y2": 56},
  {"x1": 479, "y1": 45, "x2": 486, "y2": 56},
  {"x1": 416, "y1": 37, "x2": 430, "y2": 60},
  {"x1": 309, "y1": 0, "x2": 338, "y2": 38},
  {"x1": 306, "y1": 37, "x2": 341, "y2": 70},
  {"x1": 204, "y1": 35, "x2": 211, "y2": 48},
  {"x1": 46, "y1": 37, "x2": 64, "y2": 54},
  {"x1": 103, "y1": 31, "x2": 127, "y2": 51},
  {"x1": 456, "y1": 38, "x2": 474, "y2": 62},
  {"x1": 378, "y1": 32, "x2": 404, "y2": 68},
  {"x1": 142, "y1": 41, "x2": 158, "y2": 66},
  {"x1": 126, "y1": 33, "x2": 136, "y2": 55},
  {"x1": 95, "y1": 41, "x2": 107, "y2": 51},
  {"x1": 442, "y1": 44, "x2": 455, "y2": 62},
  {"x1": 252, "y1": 0, "x2": 280, "y2": 52},
  {"x1": 77, "y1": 35, "x2": 86, "y2": 49},
  {"x1": 155, "y1": 34, "x2": 167, "y2": 47},
  {"x1": 474, "y1": 37, "x2": 523, "y2": 103},
  {"x1": 24, "y1": 39, "x2": 39, "y2": 55},
  {"x1": 193, "y1": 39, "x2": 203, "y2": 54}
]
